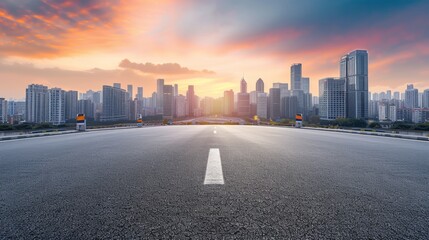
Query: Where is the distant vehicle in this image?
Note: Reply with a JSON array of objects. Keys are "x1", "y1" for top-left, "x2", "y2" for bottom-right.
[{"x1": 295, "y1": 114, "x2": 303, "y2": 128}]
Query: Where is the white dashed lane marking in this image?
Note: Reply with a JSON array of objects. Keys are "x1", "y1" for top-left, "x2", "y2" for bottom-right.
[{"x1": 204, "y1": 148, "x2": 224, "y2": 185}]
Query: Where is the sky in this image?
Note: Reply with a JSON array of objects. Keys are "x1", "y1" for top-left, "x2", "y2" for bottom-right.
[{"x1": 1, "y1": 0, "x2": 429, "y2": 100}]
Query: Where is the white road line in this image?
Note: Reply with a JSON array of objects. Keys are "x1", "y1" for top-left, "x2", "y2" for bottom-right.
[{"x1": 204, "y1": 148, "x2": 224, "y2": 185}]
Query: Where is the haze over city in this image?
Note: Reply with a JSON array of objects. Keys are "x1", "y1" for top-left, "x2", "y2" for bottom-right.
[{"x1": 1, "y1": 0, "x2": 429, "y2": 100}]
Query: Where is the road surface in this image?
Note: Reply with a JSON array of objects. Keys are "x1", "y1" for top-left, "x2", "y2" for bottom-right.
[{"x1": 1, "y1": 126, "x2": 428, "y2": 239}]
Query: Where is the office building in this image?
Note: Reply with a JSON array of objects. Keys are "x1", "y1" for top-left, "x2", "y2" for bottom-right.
[
  {"x1": 389, "y1": 105, "x2": 397, "y2": 122},
  {"x1": 174, "y1": 84, "x2": 178, "y2": 97},
  {"x1": 240, "y1": 78, "x2": 247, "y2": 93},
  {"x1": 256, "y1": 78, "x2": 264, "y2": 93},
  {"x1": 268, "y1": 88, "x2": 280, "y2": 120},
  {"x1": 26, "y1": 84, "x2": 49, "y2": 123},
  {"x1": 393, "y1": 91, "x2": 400, "y2": 100},
  {"x1": 291, "y1": 63, "x2": 302, "y2": 90},
  {"x1": 284, "y1": 96, "x2": 298, "y2": 119},
  {"x1": 340, "y1": 50, "x2": 369, "y2": 119},
  {"x1": 256, "y1": 93, "x2": 268, "y2": 119},
  {"x1": 273, "y1": 82, "x2": 289, "y2": 117},
  {"x1": 113, "y1": 83, "x2": 121, "y2": 89},
  {"x1": 301, "y1": 77, "x2": 310, "y2": 94},
  {"x1": 163, "y1": 85, "x2": 174, "y2": 119},
  {"x1": 101, "y1": 85, "x2": 126, "y2": 121},
  {"x1": 127, "y1": 85, "x2": 133, "y2": 100},
  {"x1": 319, "y1": 78, "x2": 346, "y2": 120},
  {"x1": 137, "y1": 87, "x2": 143, "y2": 100}
]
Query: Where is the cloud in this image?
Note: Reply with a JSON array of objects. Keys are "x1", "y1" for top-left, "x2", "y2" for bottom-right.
[
  {"x1": 0, "y1": 60, "x2": 155, "y2": 99},
  {"x1": 0, "y1": 0, "x2": 125, "y2": 58},
  {"x1": 118, "y1": 59, "x2": 215, "y2": 75}
]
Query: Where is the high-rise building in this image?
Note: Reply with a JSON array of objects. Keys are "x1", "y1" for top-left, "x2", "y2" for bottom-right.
[
  {"x1": 256, "y1": 92, "x2": 268, "y2": 119},
  {"x1": 127, "y1": 85, "x2": 133, "y2": 100},
  {"x1": 186, "y1": 85, "x2": 195, "y2": 117},
  {"x1": 0, "y1": 98, "x2": 7, "y2": 123},
  {"x1": 240, "y1": 78, "x2": 247, "y2": 93},
  {"x1": 175, "y1": 95, "x2": 186, "y2": 118},
  {"x1": 290, "y1": 63, "x2": 302, "y2": 90},
  {"x1": 340, "y1": 50, "x2": 369, "y2": 119},
  {"x1": 393, "y1": 91, "x2": 400, "y2": 100},
  {"x1": 65, "y1": 90, "x2": 78, "y2": 121},
  {"x1": 163, "y1": 85, "x2": 174, "y2": 119},
  {"x1": 101, "y1": 85, "x2": 126, "y2": 121},
  {"x1": 256, "y1": 78, "x2": 264, "y2": 93},
  {"x1": 156, "y1": 79, "x2": 164, "y2": 114},
  {"x1": 405, "y1": 84, "x2": 419, "y2": 109},
  {"x1": 78, "y1": 99, "x2": 95, "y2": 119},
  {"x1": 389, "y1": 105, "x2": 397, "y2": 121},
  {"x1": 137, "y1": 87, "x2": 143, "y2": 100},
  {"x1": 174, "y1": 84, "x2": 179, "y2": 97},
  {"x1": 386, "y1": 90, "x2": 392, "y2": 100},
  {"x1": 201, "y1": 97, "x2": 214, "y2": 116},
  {"x1": 26, "y1": 84, "x2": 49, "y2": 123},
  {"x1": 93, "y1": 91, "x2": 102, "y2": 104},
  {"x1": 249, "y1": 91, "x2": 258, "y2": 116},
  {"x1": 319, "y1": 78, "x2": 346, "y2": 120},
  {"x1": 113, "y1": 83, "x2": 121, "y2": 89},
  {"x1": 237, "y1": 78, "x2": 250, "y2": 117},
  {"x1": 48, "y1": 88, "x2": 66, "y2": 125},
  {"x1": 268, "y1": 88, "x2": 280, "y2": 120},
  {"x1": 418, "y1": 92, "x2": 423, "y2": 108},
  {"x1": 423, "y1": 89, "x2": 429, "y2": 108},
  {"x1": 223, "y1": 90, "x2": 234, "y2": 116},
  {"x1": 301, "y1": 77, "x2": 310, "y2": 94},
  {"x1": 273, "y1": 83, "x2": 289, "y2": 117},
  {"x1": 283, "y1": 96, "x2": 298, "y2": 119}
]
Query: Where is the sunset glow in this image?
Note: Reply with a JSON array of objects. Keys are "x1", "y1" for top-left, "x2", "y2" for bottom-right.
[{"x1": 1, "y1": 0, "x2": 429, "y2": 99}]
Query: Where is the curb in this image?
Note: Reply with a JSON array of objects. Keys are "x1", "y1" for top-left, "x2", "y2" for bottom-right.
[
  {"x1": 301, "y1": 127, "x2": 429, "y2": 141},
  {"x1": 0, "y1": 130, "x2": 78, "y2": 142}
]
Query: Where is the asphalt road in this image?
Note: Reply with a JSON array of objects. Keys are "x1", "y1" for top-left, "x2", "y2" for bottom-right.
[{"x1": 1, "y1": 126, "x2": 428, "y2": 239}]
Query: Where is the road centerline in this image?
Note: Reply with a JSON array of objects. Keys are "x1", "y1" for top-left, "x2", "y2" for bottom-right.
[{"x1": 204, "y1": 148, "x2": 224, "y2": 185}]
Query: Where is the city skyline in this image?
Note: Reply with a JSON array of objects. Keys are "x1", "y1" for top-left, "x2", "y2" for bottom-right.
[{"x1": 1, "y1": 0, "x2": 429, "y2": 100}]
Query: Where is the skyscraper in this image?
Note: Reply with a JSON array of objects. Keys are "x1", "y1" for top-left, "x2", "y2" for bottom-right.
[
  {"x1": 301, "y1": 77, "x2": 310, "y2": 94},
  {"x1": 340, "y1": 50, "x2": 369, "y2": 119},
  {"x1": 240, "y1": 78, "x2": 247, "y2": 93},
  {"x1": 273, "y1": 83, "x2": 289, "y2": 117},
  {"x1": 268, "y1": 88, "x2": 280, "y2": 120},
  {"x1": 65, "y1": 90, "x2": 78, "y2": 121},
  {"x1": 26, "y1": 84, "x2": 49, "y2": 123},
  {"x1": 256, "y1": 92, "x2": 268, "y2": 119},
  {"x1": 290, "y1": 63, "x2": 302, "y2": 90},
  {"x1": 187, "y1": 85, "x2": 195, "y2": 117},
  {"x1": 137, "y1": 87, "x2": 143, "y2": 100},
  {"x1": 113, "y1": 83, "x2": 121, "y2": 89},
  {"x1": 319, "y1": 78, "x2": 346, "y2": 120},
  {"x1": 101, "y1": 85, "x2": 126, "y2": 121},
  {"x1": 423, "y1": 89, "x2": 429, "y2": 108},
  {"x1": 156, "y1": 79, "x2": 164, "y2": 115},
  {"x1": 48, "y1": 88, "x2": 66, "y2": 125},
  {"x1": 237, "y1": 78, "x2": 250, "y2": 116},
  {"x1": 223, "y1": 90, "x2": 234, "y2": 116},
  {"x1": 256, "y1": 78, "x2": 264, "y2": 93},
  {"x1": 127, "y1": 84, "x2": 133, "y2": 100},
  {"x1": 78, "y1": 99, "x2": 95, "y2": 119},
  {"x1": 163, "y1": 85, "x2": 174, "y2": 119},
  {"x1": 174, "y1": 84, "x2": 179, "y2": 96},
  {"x1": 405, "y1": 84, "x2": 419, "y2": 108},
  {"x1": 393, "y1": 91, "x2": 400, "y2": 100}
]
